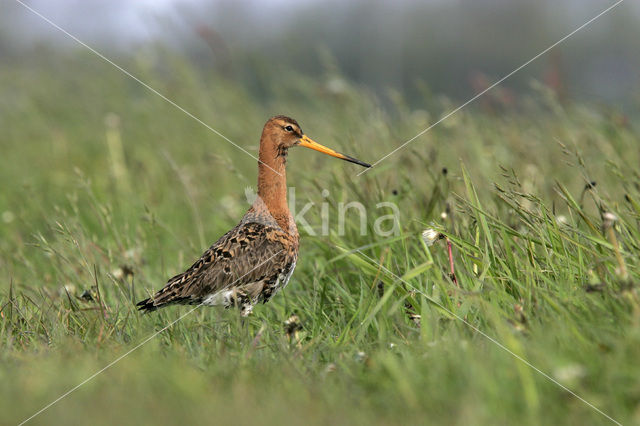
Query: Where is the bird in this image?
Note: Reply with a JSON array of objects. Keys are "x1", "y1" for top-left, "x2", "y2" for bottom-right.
[{"x1": 137, "y1": 115, "x2": 370, "y2": 316}]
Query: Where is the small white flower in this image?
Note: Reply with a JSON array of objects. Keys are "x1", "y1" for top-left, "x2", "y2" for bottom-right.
[
  {"x1": 556, "y1": 215, "x2": 567, "y2": 225},
  {"x1": 421, "y1": 228, "x2": 441, "y2": 246}
]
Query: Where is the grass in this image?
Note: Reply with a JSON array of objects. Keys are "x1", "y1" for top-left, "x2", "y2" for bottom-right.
[{"x1": 1, "y1": 48, "x2": 639, "y2": 425}]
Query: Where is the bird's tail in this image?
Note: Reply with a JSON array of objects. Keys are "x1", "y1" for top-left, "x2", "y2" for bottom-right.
[
  {"x1": 136, "y1": 297, "x2": 160, "y2": 313},
  {"x1": 136, "y1": 273, "x2": 191, "y2": 313}
]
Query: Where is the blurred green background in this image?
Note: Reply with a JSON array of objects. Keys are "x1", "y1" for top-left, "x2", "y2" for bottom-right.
[{"x1": 1, "y1": 1, "x2": 640, "y2": 425}]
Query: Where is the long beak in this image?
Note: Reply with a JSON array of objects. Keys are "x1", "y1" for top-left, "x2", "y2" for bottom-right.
[{"x1": 298, "y1": 135, "x2": 371, "y2": 168}]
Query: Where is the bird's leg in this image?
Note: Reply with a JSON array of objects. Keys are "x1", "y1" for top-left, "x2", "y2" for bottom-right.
[
  {"x1": 236, "y1": 290, "x2": 254, "y2": 317},
  {"x1": 241, "y1": 303, "x2": 254, "y2": 317},
  {"x1": 236, "y1": 307, "x2": 250, "y2": 341}
]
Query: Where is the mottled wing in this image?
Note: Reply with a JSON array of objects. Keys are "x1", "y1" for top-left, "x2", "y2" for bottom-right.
[{"x1": 136, "y1": 222, "x2": 292, "y2": 312}]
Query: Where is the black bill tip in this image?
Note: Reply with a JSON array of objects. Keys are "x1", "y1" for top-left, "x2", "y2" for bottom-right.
[{"x1": 342, "y1": 154, "x2": 372, "y2": 168}]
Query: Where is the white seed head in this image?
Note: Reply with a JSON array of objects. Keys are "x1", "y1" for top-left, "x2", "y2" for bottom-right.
[
  {"x1": 602, "y1": 212, "x2": 618, "y2": 229},
  {"x1": 58, "y1": 284, "x2": 76, "y2": 297},
  {"x1": 112, "y1": 268, "x2": 124, "y2": 280},
  {"x1": 421, "y1": 228, "x2": 441, "y2": 246}
]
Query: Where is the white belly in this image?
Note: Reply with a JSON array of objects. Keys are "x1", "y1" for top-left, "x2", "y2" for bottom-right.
[
  {"x1": 200, "y1": 259, "x2": 297, "y2": 309},
  {"x1": 202, "y1": 290, "x2": 234, "y2": 306}
]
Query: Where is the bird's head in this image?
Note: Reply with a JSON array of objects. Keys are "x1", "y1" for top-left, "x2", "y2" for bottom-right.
[{"x1": 263, "y1": 115, "x2": 370, "y2": 168}]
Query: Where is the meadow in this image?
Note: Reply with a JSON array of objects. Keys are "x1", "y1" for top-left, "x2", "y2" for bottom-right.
[{"x1": 1, "y1": 49, "x2": 639, "y2": 425}]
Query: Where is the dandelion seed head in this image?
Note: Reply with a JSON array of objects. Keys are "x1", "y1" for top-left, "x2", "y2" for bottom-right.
[
  {"x1": 112, "y1": 268, "x2": 124, "y2": 280},
  {"x1": 602, "y1": 212, "x2": 617, "y2": 229},
  {"x1": 421, "y1": 228, "x2": 441, "y2": 246}
]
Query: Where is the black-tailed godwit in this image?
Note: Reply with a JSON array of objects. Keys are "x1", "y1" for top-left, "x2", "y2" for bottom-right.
[{"x1": 137, "y1": 115, "x2": 370, "y2": 315}]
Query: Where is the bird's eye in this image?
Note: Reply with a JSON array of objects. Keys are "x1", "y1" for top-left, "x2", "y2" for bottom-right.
[{"x1": 284, "y1": 125, "x2": 294, "y2": 132}]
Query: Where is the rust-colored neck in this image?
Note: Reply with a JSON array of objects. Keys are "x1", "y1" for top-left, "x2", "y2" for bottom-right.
[{"x1": 257, "y1": 130, "x2": 290, "y2": 228}]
